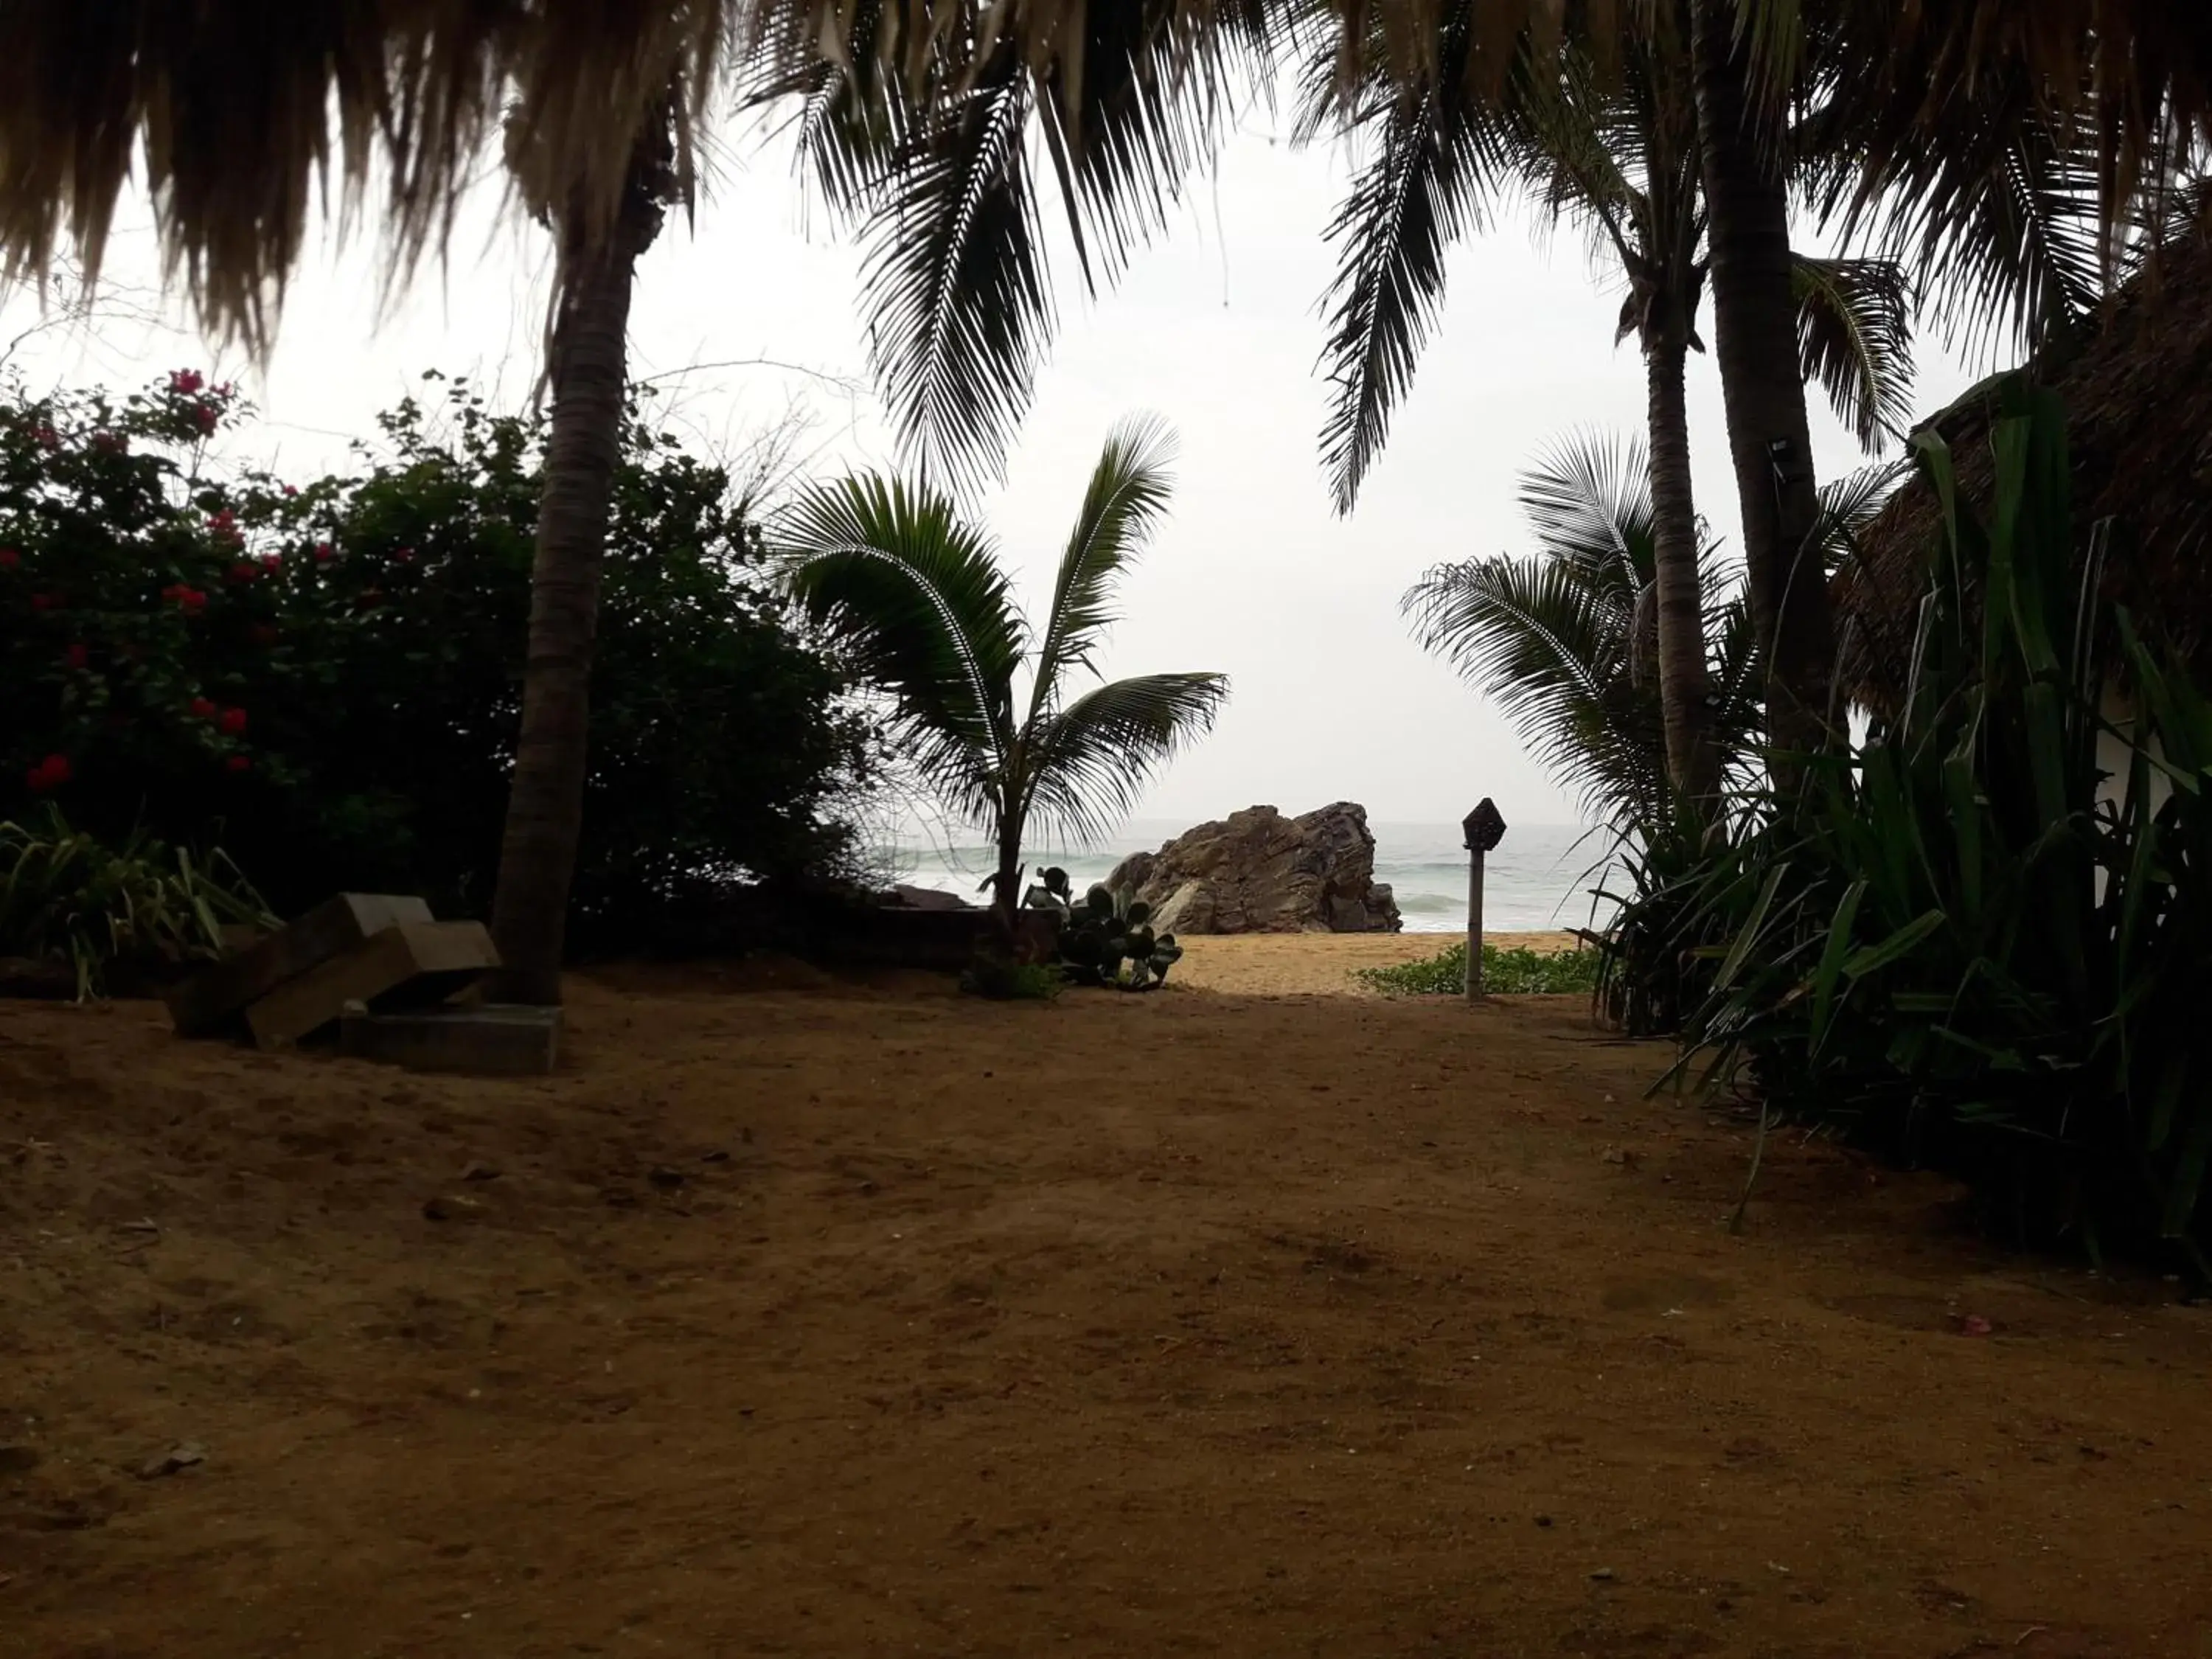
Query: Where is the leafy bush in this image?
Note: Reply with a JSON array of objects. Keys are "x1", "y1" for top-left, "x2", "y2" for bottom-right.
[
  {"x1": 1621, "y1": 389, "x2": 2212, "y2": 1270},
  {"x1": 1356, "y1": 939, "x2": 1601, "y2": 995},
  {"x1": 0, "y1": 372, "x2": 877, "y2": 949},
  {"x1": 1, "y1": 805, "x2": 274, "y2": 997}
]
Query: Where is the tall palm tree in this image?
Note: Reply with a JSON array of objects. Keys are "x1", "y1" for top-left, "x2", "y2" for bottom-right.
[
  {"x1": 1311, "y1": 6, "x2": 1910, "y2": 799},
  {"x1": 773, "y1": 417, "x2": 1228, "y2": 930}
]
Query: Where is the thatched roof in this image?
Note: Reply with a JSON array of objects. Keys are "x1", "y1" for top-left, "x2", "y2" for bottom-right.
[
  {"x1": 1834, "y1": 226, "x2": 2212, "y2": 712},
  {"x1": 0, "y1": 2, "x2": 2208, "y2": 348}
]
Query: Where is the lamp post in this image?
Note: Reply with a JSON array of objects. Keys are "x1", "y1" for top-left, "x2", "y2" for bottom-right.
[{"x1": 1461, "y1": 799, "x2": 1507, "y2": 1002}]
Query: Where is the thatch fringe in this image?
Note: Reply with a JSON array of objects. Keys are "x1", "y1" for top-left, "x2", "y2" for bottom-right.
[{"x1": 0, "y1": 1, "x2": 2207, "y2": 347}]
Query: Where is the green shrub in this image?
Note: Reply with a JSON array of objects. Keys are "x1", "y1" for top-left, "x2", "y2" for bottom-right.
[
  {"x1": 0, "y1": 804, "x2": 274, "y2": 998},
  {"x1": 1028, "y1": 872, "x2": 1184, "y2": 990},
  {"x1": 1624, "y1": 388, "x2": 2212, "y2": 1270},
  {"x1": 0, "y1": 372, "x2": 877, "y2": 949},
  {"x1": 1356, "y1": 939, "x2": 1601, "y2": 995}
]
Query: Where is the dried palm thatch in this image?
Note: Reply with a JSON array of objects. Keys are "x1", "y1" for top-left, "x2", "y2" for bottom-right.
[
  {"x1": 1834, "y1": 224, "x2": 2212, "y2": 716},
  {"x1": 1, "y1": 0, "x2": 2208, "y2": 351}
]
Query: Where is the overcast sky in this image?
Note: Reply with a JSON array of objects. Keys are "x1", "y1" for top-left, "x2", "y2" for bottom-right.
[{"x1": 0, "y1": 116, "x2": 1984, "y2": 830}]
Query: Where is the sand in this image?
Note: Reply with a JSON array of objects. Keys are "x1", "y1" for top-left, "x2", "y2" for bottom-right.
[
  {"x1": 1172, "y1": 930, "x2": 1582, "y2": 995},
  {"x1": 4, "y1": 967, "x2": 2209, "y2": 1657}
]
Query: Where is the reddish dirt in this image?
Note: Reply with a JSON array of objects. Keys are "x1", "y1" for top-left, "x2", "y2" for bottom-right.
[{"x1": 3, "y1": 966, "x2": 2209, "y2": 1658}]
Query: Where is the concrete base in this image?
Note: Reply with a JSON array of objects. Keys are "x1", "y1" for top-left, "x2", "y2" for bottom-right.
[{"x1": 338, "y1": 1001, "x2": 562, "y2": 1076}]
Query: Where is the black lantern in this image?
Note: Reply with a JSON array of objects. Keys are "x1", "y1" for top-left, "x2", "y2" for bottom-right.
[{"x1": 1462, "y1": 798, "x2": 1506, "y2": 855}]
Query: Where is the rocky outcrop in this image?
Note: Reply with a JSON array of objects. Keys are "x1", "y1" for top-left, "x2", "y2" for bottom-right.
[{"x1": 1107, "y1": 803, "x2": 1401, "y2": 934}]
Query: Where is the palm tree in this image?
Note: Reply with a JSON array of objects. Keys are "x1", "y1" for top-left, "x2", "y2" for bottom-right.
[
  {"x1": 773, "y1": 417, "x2": 1228, "y2": 931},
  {"x1": 484, "y1": 97, "x2": 686, "y2": 1004},
  {"x1": 1405, "y1": 432, "x2": 1759, "y2": 831},
  {"x1": 1311, "y1": 6, "x2": 1910, "y2": 800},
  {"x1": 1407, "y1": 430, "x2": 1897, "y2": 830}
]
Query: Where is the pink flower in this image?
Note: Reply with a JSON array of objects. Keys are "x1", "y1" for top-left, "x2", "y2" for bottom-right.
[
  {"x1": 393, "y1": 547, "x2": 417, "y2": 566},
  {"x1": 259, "y1": 552, "x2": 282, "y2": 571},
  {"x1": 189, "y1": 697, "x2": 217, "y2": 720},
  {"x1": 225, "y1": 754, "x2": 251, "y2": 775},
  {"x1": 63, "y1": 642, "x2": 88, "y2": 670},
  {"x1": 169, "y1": 369, "x2": 206, "y2": 396},
  {"x1": 33, "y1": 425, "x2": 59, "y2": 451},
  {"x1": 282, "y1": 485, "x2": 298, "y2": 498},
  {"x1": 192, "y1": 403, "x2": 219, "y2": 437},
  {"x1": 91, "y1": 431, "x2": 125, "y2": 455},
  {"x1": 226, "y1": 561, "x2": 258, "y2": 585},
  {"x1": 27, "y1": 754, "x2": 71, "y2": 792},
  {"x1": 218, "y1": 707, "x2": 248, "y2": 737},
  {"x1": 313, "y1": 542, "x2": 335, "y2": 563}
]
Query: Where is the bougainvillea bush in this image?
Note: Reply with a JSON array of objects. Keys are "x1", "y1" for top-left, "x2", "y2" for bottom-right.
[{"x1": 0, "y1": 371, "x2": 877, "y2": 948}]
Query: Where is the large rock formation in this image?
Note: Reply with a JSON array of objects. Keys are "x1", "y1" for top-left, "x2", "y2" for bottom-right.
[{"x1": 1107, "y1": 803, "x2": 1401, "y2": 934}]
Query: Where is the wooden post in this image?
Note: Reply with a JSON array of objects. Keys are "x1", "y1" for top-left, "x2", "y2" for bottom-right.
[
  {"x1": 1464, "y1": 846, "x2": 1486, "y2": 1003},
  {"x1": 1460, "y1": 799, "x2": 1507, "y2": 1006}
]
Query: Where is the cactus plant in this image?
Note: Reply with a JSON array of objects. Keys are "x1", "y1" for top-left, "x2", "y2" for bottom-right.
[{"x1": 1051, "y1": 880, "x2": 1182, "y2": 990}]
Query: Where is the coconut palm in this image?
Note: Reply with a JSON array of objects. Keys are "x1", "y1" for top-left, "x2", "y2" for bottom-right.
[
  {"x1": 1407, "y1": 429, "x2": 1899, "y2": 830},
  {"x1": 1405, "y1": 432, "x2": 1759, "y2": 831},
  {"x1": 773, "y1": 416, "x2": 1228, "y2": 930},
  {"x1": 1310, "y1": 6, "x2": 1910, "y2": 801}
]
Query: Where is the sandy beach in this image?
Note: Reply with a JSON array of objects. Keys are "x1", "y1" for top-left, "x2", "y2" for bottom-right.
[{"x1": 1172, "y1": 928, "x2": 1582, "y2": 995}]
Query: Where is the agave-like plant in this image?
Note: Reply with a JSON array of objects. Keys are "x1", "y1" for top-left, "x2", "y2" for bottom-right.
[{"x1": 774, "y1": 415, "x2": 1228, "y2": 931}]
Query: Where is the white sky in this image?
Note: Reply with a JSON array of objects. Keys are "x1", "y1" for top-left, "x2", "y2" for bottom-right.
[{"x1": 0, "y1": 116, "x2": 1986, "y2": 830}]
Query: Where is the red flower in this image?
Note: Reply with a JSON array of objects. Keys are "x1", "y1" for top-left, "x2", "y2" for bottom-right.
[
  {"x1": 32, "y1": 425, "x2": 58, "y2": 451},
  {"x1": 64, "y1": 643, "x2": 88, "y2": 670},
  {"x1": 169, "y1": 369, "x2": 206, "y2": 396},
  {"x1": 282, "y1": 485, "x2": 298, "y2": 498},
  {"x1": 218, "y1": 707, "x2": 248, "y2": 736},
  {"x1": 189, "y1": 696, "x2": 217, "y2": 720},
  {"x1": 227, "y1": 561, "x2": 258, "y2": 585},
  {"x1": 90, "y1": 431, "x2": 125, "y2": 456},
  {"x1": 29, "y1": 591, "x2": 60, "y2": 611},
  {"x1": 27, "y1": 754, "x2": 70, "y2": 792},
  {"x1": 0, "y1": 548, "x2": 18, "y2": 569},
  {"x1": 178, "y1": 588, "x2": 206, "y2": 615},
  {"x1": 393, "y1": 547, "x2": 417, "y2": 566},
  {"x1": 225, "y1": 755, "x2": 251, "y2": 775},
  {"x1": 251, "y1": 623, "x2": 280, "y2": 646},
  {"x1": 313, "y1": 542, "x2": 335, "y2": 563},
  {"x1": 356, "y1": 587, "x2": 386, "y2": 609},
  {"x1": 259, "y1": 552, "x2": 282, "y2": 571},
  {"x1": 192, "y1": 403, "x2": 219, "y2": 437}
]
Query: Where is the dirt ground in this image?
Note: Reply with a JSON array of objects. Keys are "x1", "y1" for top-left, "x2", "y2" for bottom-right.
[{"x1": 4, "y1": 953, "x2": 2210, "y2": 1659}]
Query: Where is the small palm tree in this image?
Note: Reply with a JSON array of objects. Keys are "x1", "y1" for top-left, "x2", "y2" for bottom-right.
[
  {"x1": 775, "y1": 416, "x2": 1228, "y2": 931},
  {"x1": 1407, "y1": 431, "x2": 1896, "y2": 832}
]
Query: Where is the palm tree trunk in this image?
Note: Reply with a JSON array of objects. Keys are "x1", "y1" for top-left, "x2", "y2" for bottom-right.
[
  {"x1": 486, "y1": 133, "x2": 667, "y2": 1005},
  {"x1": 1644, "y1": 330, "x2": 1718, "y2": 801},
  {"x1": 992, "y1": 819, "x2": 1023, "y2": 943},
  {"x1": 1688, "y1": 0, "x2": 1834, "y2": 759}
]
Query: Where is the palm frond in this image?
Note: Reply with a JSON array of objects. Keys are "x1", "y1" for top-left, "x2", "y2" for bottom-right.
[
  {"x1": 1029, "y1": 414, "x2": 1179, "y2": 725},
  {"x1": 1404, "y1": 552, "x2": 1668, "y2": 826},
  {"x1": 1024, "y1": 670, "x2": 1230, "y2": 844},
  {"x1": 1311, "y1": 4, "x2": 1502, "y2": 515},
  {"x1": 1514, "y1": 428, "x2": 1658, "y2": 598},
  {"x1": 1791, "y1": 254, "x2": 1917, "y2": 451},
  {"x1": 846, "y1": 55, "x2": 1052, "y2": 490},
  {"x1": 774, "y1": 472, "x2": 1026, "y2": 819},
  {"x1": 1813, "y1": 458, "x2": 1910, "y2": 575}
]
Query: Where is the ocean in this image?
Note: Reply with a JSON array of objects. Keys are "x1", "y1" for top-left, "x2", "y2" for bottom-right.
[{"x1": 882, "y1": 818, "x2": 1619, "y2": 934}]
